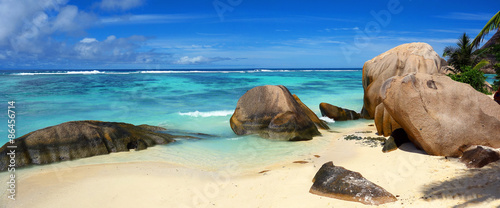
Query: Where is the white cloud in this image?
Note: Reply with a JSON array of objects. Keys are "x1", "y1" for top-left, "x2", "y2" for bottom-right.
[
  {"x1": 0, "y1": 0, "x2": 96, "y2": 54},
  {"x1": 0, "y1": 0, "x2": 171, "y2": 68},
  {"x1": 99, "y1": 0, "x2": 144, "y2": 11},
  {"x1": 74, "y1": 35, "x2": 153, "y2": 62},
  {"x1": 322, "y1": 27, "x2": 360, "y2": 32},
  {"x1": 0, "y1": 0, "x2": 66, "y2": 45},
  {"x1": 175, "y1": 56, "x2": 230, "y2": 65},
  {"x1": 436, "y1": 12, "x2": 494, "y2": 21},
  {"x1": 100, "y1": 14, "x2": 209, "y2": 25},
  {"x1": 80, "y1": 38, "x2": 98, "y2": 43}
]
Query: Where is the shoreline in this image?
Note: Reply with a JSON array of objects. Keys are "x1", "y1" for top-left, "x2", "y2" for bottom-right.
[{"x1": 2, "y1": 121, "x2": 499, "y2": 207}]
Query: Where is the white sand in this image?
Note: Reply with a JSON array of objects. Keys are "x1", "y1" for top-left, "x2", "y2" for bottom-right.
[{"x1": 1, "y1": 124, "x2": 500, "y2": 208}]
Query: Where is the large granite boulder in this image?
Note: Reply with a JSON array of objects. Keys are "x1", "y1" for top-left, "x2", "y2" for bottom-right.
[
  {"x1": 292, "y1": 94, "x2": 329, "y2": 130},
  {"x1": 310, "y1": 162, "x2": 397, "y2": 205},
  {"x1": 361, "y1": 42, "x2": 446, "y2": 120},
  {"x1": 0, "y1": 121, "x2": 175, "y2": 171},
  {"x1": 319, "y1": 103, "x2": 360, "y2": 121},
  {"x1": 230, "y1": 85, "x2": 320, "y2": 141},
  {"x1": 380, "y1": 73, "x2": 500, "y2": 156}
]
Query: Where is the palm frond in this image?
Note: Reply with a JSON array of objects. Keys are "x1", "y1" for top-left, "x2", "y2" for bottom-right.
[
  {"x1": 472, "y1": 11, "x2": 500, "y2": 48},
  {"x1": 472, "y1": 59, "x2": 490, "y2": 71}
]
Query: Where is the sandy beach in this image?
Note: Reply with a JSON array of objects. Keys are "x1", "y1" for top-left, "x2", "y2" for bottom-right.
[{"x1": 2, "y1": 123, "x2": 499, "y2": 208}]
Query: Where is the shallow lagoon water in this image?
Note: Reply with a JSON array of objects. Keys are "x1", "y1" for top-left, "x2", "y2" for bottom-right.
[{"x1": 0, "y1": 69, "x2": 368, "y2": 172}]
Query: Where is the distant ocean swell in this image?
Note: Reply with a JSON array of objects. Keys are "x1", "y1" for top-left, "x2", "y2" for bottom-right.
[{"x1": 4, "y1": 68, "x2": 361, "y2": 76}]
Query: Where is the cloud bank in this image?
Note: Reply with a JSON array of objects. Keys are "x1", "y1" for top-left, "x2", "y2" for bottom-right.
[{"x1": 0, "y1": 0, "x2": 173, "y2": 68}]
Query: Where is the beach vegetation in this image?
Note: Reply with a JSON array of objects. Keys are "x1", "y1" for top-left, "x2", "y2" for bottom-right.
[
  {"x1": 493, "y1": 63, "x2": 500, "y2": 91},
  {"x1": 472, "y1": 11, "x2": 500, "y2": 48},
  {"x1": 443, "y1": 33, "x2": 483, "y2": 73},
  {"x1": 444, "y1": 33, "x2": 490, "y2": 94},
  {"x1": 448, "y1": 66, "x2": 489, "y2": 94}
]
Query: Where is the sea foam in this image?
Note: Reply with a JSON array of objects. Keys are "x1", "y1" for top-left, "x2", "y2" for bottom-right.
[
  {"x1": 319, "y1": 116, "x2": 335, "y2": 123},
  {"x1": 178, "y1": 110, "x2": 234, "y2": 117}
]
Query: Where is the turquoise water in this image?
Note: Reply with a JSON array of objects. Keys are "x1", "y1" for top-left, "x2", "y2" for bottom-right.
[
  {"x1": 486, "y1": 74, "x2": 496, "y2": 85},
  {"x1": 0, "y1": 69, "x2": 368, "y2": 170}
]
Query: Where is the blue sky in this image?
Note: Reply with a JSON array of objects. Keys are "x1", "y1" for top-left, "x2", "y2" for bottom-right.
[{"x1": 0, "y1": 0, "x2": 498, "y2": 69}]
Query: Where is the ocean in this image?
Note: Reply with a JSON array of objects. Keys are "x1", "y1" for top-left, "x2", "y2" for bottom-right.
[{"x1": 0, "y1": 68, "x2": 444, "y2": 172}]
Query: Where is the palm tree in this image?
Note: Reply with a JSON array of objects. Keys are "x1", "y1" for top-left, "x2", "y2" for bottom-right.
[
  {"x1": 472, "y1": 11, "x2": 500, "y2": 48},
  {"x1": 443, "y1": 33, "x2": 476, "y2": 72}
]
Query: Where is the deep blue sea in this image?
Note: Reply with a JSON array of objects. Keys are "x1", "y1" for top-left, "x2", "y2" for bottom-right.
[{"x1": 0, "y1": 68, "x2": 370, "y2": 170}]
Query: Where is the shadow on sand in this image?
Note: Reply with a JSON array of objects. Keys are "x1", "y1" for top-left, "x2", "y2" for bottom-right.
[{"x1": 421, "y1": 162, "x2": 500, "y2": 208}]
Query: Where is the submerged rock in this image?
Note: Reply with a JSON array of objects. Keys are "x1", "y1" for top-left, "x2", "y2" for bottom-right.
[
  {"x1": 319, "y1": 103, "x2": 359, "y2": 121},
  {"x1": 460, "y1": 146, "x2": 500, "y2": 168},
  {"x1": 293, "y1": 94, "x2": 330, "y2": 130},
  {"x1": 0, "y1": 121, "x2": 175, "y2": 171},
  {"x1": 361, "y1": 42, "x2": 445, "y2": 119},
  {"x1": 310, "y1": 162, "x2": 397, "y2": 205},
  {"x1": 381, "y1": 73, "x2": 500, "y2": 156},
  {"x1": 230, "y1": 85, "x2": 320, "y2": 141}
]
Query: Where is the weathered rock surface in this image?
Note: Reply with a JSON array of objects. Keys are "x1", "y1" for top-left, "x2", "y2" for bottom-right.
[
  {"x1": 361, "y1": 42, "x2": 445, "y2": 119},
  {"x1": 230, "y1": 85, "x2": 320, "y2": 141},
  {"x1": 293, "y1": 94, "x2": 329, "y2": 130},
  {"x1": 382, "y1": 128, "x2": 411, "y2": 153},
  {"x1": 460, "y1": 146, "x2": 500, "y2": 168},
  {"x1": 495, "y1": 89, "x2": 500, "y2": 105},
  {"x1": 310, "y1": 162, "x2": 397, "y2": 205},
  {"x1": 319, "y1": 103, "x2": 359, "y2": 121},
  {"x1": 380, "y1": 73, "x2": 500, "y2": 156},
  {"x1": 374, "y1": 103, "x2": 401, "y2": 136},
  {"x1": 0, "y1": 121, "x2": 175, "y2": 171}
]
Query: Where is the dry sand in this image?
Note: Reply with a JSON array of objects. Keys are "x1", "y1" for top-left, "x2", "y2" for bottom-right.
[{"x1": 1, "y1": 124, "x2": 500, "y2": 208}]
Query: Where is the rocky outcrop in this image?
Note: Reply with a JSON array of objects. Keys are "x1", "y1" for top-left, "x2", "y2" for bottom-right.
[
  {"x1": 310, "y1": 162, "x2": 397, "y2": 205},
  {"x1": 495, "y1": 89, "x2": 500, "y2": 105},
  {"x1": 460, "y1": 146, "x2": 500, "y2": 168},
  {"x1": 293, "y1": 94, "x2": 329, "y2": 130},
  {"x1": 230, "y1": 85, "x2": 320, "y2": 141},
  {"x1": 380, "y1": 73, "x2": 500, "y2": 156},
  {"x1": 319, "y1": 103, "x2": 359, "y2": 121},
  {"x1": 374, "y1": 103, "x2": 401, "y2": 137},
  {"x1": 0, "y1": 121, "x2": 175, "y2": 171},
  {"x1": 382, "y1": 128, "x2": 411, "y2": 153},
  {"x1": 361, "y1": 42, "x2": 445, "y2": 120}
]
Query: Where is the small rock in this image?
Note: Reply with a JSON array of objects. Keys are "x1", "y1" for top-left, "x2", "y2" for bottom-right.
[
  {"x1": 310, "y1": 162, "x2": 397, "y2": 205},
  {"x1": 258, "y1": 170, "x2": 270, "y2": 174},
  {"x1": 460, "y1": 145, "x2": 500, "y2": 168},
  {"x1": 319, "y1": 102, "x2": 360, "y2": 121}
]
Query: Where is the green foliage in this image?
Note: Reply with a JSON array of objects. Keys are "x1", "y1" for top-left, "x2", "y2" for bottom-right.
[
  {"x1": 493, "y1": 63, "x2": 500, "y2": 91},
  {"x1": 472, "y1": 11, "x2": 500, "y2": 48},
  {"x1": 472, "y1": 59, "x2": 490, "y2": 71},
  {"x1": 448, "y1": 66, "x2": 489, "y2": 94},
  {"x1": 443, "y1": 33, "x2": 475, "y2": 72}
]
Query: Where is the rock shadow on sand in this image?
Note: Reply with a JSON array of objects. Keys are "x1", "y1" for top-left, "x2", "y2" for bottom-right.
[{"x1": 421, "y1": 162, "x2": 500, "y2": 208}]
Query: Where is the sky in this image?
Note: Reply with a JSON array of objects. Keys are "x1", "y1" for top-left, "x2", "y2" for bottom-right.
[{"x1": 0, "y1": 0, "x2": 499, "y2": 69}]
